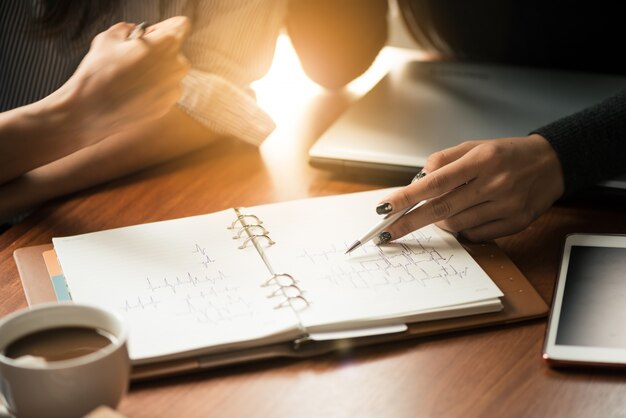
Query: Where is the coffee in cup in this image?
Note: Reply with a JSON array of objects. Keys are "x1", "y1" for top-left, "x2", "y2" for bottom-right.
[
  {"x1": 4, "y1": 325, "x2": 115, "y2": 363},
  {"x1": 0, "y1": 303, "x2": 130, "y2": 418}
]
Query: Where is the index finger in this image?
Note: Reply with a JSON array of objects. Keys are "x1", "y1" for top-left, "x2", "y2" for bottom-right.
[{"x1": 378, "y1": 145, "x2": 481, "y2": 214}]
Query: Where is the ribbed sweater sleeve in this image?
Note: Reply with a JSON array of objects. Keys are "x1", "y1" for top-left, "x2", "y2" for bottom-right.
[{"x1": 533, "y1": 88, "x2": 626, "y2": 194}]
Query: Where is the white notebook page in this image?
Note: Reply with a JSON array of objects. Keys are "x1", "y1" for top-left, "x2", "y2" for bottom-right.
[
  {"x1": 251, "y1": 189, "x2": 503, "y2": 331},
  {"x1": 52, "y1": 210, "x2": 300, "y2": 363}
]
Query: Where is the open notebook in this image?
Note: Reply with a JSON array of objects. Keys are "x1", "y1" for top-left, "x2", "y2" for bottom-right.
[{"x1": 15, "y1": 188, "x2": 548, "y2": 379}]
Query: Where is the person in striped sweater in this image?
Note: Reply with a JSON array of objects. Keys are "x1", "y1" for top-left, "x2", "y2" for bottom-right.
[{"x1": 0, "y1": 0, "x2": 286, "y2": 228}]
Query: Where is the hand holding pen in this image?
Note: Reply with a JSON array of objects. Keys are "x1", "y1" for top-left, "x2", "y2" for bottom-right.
[
  {"x1": 64, "y1": 16, "x2": 190, "y2": 142},
  {"x1": 346, "y1": 136, "x2": 564, "y2": 250},
  {"x1": 346, "y1": 170, "x2": 426, "y2": 254}
]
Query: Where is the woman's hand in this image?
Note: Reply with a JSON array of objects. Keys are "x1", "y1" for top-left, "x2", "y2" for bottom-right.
[
  {"x1": 0, "y1": 17, "x2": 191, "y2": 185},
  {"x1": 376, "y1": 134, "x2": 565, "y2": 242},
  {"x1": 57, "y1": 16, "x2": 191, "y2": 143}
]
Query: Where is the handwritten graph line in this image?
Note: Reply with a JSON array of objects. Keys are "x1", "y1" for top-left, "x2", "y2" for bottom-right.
[
  {"x1": 192, "y1": 243, "x2": 216, "y2": 268},
  {"x1": 120, "y1": 242, "x2": 257, "y2": 325},
  {"x1": 145, "y1": 270, "x2": 228, "y2": 294},
  {"x1": 295, "y1": 231, "x2": 469, "y2": 291}
]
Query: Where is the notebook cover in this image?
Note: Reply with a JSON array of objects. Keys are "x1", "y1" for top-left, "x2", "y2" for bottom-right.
[{"x1": 13, "y1": 241, "x2": 548, "y2": 380}]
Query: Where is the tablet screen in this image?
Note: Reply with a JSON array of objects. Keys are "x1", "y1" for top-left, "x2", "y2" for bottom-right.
[
  {"x1": 544, "y1": 234, "x2": 626, "y2": 367},
  {"x1": 555, "y1": 245, "x2": 626, "y2": 349}
]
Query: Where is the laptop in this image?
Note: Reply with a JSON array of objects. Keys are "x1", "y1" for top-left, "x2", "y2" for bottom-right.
[{"x1": 308, "y1": 60, "x2": 626, "y2": 189}]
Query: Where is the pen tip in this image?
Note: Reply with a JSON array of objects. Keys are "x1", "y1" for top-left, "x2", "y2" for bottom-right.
[{"x1": 345, "y1": 241, "x2": 361, "y2": 254}]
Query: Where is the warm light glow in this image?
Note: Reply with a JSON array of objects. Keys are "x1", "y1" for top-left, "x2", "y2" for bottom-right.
[
  {"x1": 344, "y1": 47, "x2": 425, "y2": 95},
  {"x1": 252, "y1": 33, "x2": 425, "y2": 129},
  {"x1": 251, "y1": 33, "x2": 322, "y2": 124}
]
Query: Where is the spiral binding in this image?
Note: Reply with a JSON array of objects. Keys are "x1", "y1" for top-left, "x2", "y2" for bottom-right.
[
  {"x1": 229, "y1": 208, "x2": 310, "y2": 312},
  {"x1": 227, "y1": 213, "x2": 263, "y2": 230},
  {"x1": 232, "y1": 224, "x2": 268, "y2": 240},
  {"x1": 238, "y1": 234, "x2": 275, "y2": 249},
  {"x1": 265, "y1": 274, "x2": 309, "y2": 311}
]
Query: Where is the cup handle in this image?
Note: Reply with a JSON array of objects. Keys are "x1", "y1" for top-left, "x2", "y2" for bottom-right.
[
  {"x1": 0, "y1": 398, "x2": 9, "y2": 418},
  {"x1": 0, "y1": 380, "x2": 10, "y2": 418}
]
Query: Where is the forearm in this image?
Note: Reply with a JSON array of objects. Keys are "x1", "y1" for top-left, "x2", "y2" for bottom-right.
[
  {"x1": 0, "y1": 107, "x2": 218, "y2": 222},
  {"x1": 534, "y1": 88, "x2": 626, "y2": 194},
  {"x1": 0, "y1": 88, "x2": 90, "y2": 184}
]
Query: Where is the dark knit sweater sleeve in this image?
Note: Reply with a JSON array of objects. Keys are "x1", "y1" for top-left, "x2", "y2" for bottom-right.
[{"x1": 533, "y1": 88, "x2": 626, "y2": 194}]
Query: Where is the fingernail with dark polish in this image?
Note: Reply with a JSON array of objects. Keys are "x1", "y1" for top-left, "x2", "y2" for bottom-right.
[
  {"x1": 376, "y1": 231, "x2": 392, "y2": 245},
  {"x1": 376, "y1": 202, "x2": 393, "y2": 215}
]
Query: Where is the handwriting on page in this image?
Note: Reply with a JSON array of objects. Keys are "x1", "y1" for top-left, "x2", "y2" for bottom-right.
[
  {"x1": 295, "y1": 230, "x2": 470, "y2": 293},
  {"x1": 192, "y1": 243, "x2": 216, "y2": 267},
  {"x1": 120, "y1": 243, "x2": 254, "y2": 325}
]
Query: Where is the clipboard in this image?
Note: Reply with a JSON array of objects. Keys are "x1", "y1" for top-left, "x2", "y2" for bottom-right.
[{"x1": 14, "y1": 239, "x2": 548, "y2": 381}]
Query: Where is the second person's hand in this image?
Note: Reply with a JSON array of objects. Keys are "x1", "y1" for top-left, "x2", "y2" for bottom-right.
[
  {"x1": 54, "y1": 16, "x2": 192, "y2": 145},
  {"x1": 375, "y1": 134, "x2": 565, "y2": 242}
]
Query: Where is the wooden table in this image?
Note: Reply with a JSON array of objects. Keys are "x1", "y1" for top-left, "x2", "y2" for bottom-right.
[{"x1": 2, "y1": 41, "x2": 626, "y2": 418}]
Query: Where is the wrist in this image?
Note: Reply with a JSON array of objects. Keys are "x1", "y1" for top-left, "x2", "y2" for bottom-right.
[
  {"x1": 34, "y1": 81, "x2": 90, "y2": 145},
  {"x1": 0, "y1": 80, "x2": 100, "y2": 185},
  {"x1": 527, "y1": 133, "x2": 565, "y2": 198}
]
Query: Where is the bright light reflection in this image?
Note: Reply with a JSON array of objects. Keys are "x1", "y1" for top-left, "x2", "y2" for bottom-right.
[
  {"x1": 251, "y1": 33, "x2": 322, "y2": 124},
  {"x1": 252, "y1": 33, "x2": 425, "y2": 130}
]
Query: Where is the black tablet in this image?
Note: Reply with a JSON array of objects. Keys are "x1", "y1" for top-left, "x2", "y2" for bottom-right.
[{"x1": 543, "y1": 234, "x2": 626, "y2": 367}]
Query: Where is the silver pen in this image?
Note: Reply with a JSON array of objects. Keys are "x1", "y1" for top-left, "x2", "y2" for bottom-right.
[
  {"x1": 345, "y1": 170, "x2": 426, "y2": 254},
  {"x1": 127, "y1": 21, "x2": 148, "y2": 41}
]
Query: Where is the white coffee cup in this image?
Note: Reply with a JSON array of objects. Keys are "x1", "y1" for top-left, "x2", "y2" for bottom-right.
[{"x1": 0, "y1": 303, "x2": 130, "y2": 418}]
